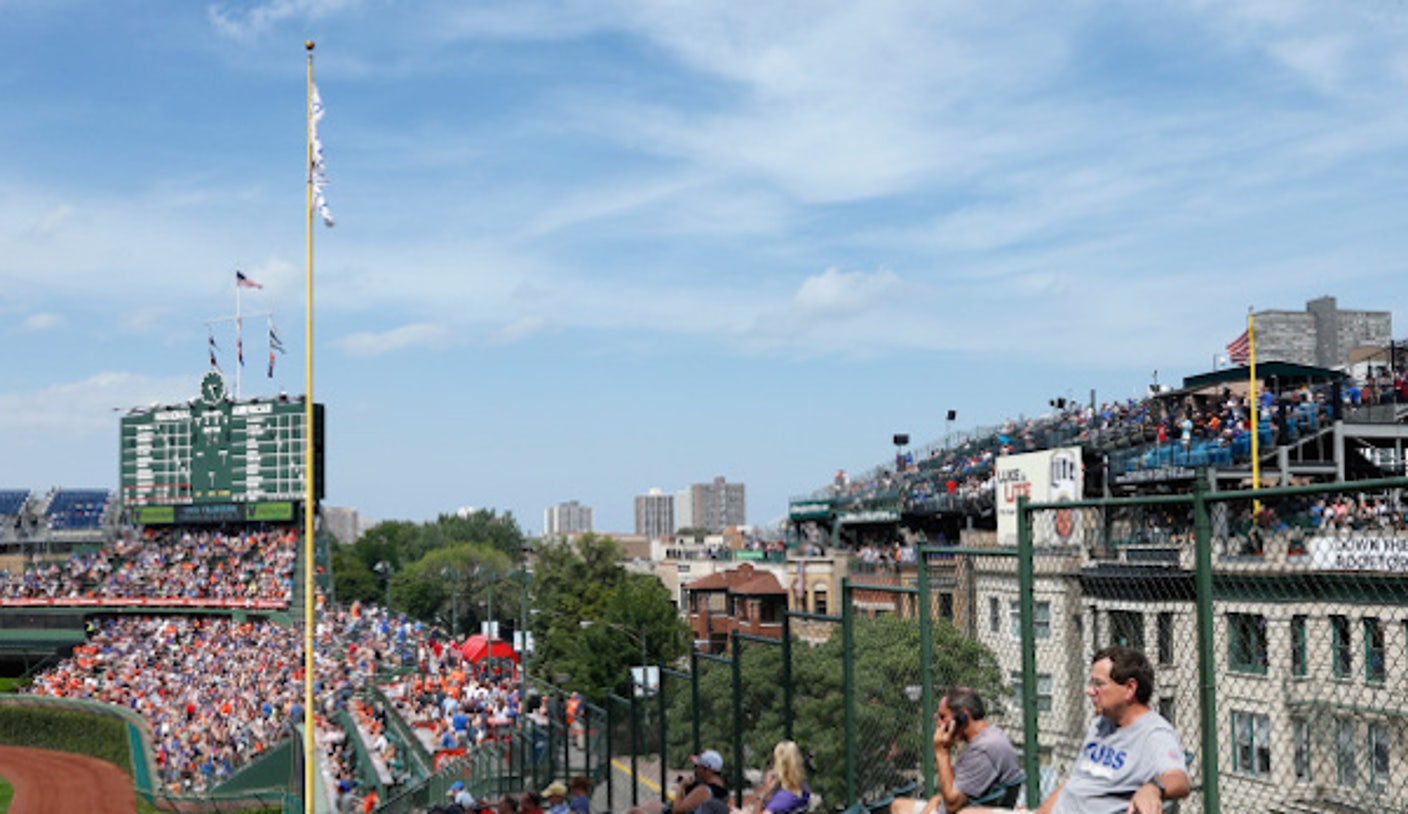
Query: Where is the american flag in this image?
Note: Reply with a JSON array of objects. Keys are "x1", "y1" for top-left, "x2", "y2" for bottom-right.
[
  {"x1": 1226, "y1": 330, "x2": 1251, "y2": 366},
  {"x1": 236, "y1": 270, "x2": 263, "y2": 289}
]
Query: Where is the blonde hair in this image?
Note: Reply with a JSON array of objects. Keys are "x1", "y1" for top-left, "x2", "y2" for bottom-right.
[{"x1": 772, "y1": 740, "x2": 806, "y2": 795}]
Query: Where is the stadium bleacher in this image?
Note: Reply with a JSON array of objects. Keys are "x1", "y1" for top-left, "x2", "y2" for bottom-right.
[{"x1": 44, "y1": 488, "x2": 112, "y2": 530}]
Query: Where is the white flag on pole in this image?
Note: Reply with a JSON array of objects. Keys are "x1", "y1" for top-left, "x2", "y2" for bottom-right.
[{"x1": 311, "y1": 83, "x2": 335, "y2": 227}]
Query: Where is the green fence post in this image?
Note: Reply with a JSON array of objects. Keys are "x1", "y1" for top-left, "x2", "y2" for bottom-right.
[
  {"x1": 658, "y1": 659, "x2": 669, "y2": 803},
  {"x1": 631, "y1": 691, "x2": 640, "y2": 808},
  {"x1": 1017, "y1": 495, "x2": 1041, "y2": 810},
  {"x1": 917, "y1": 547, "x2": 935, "y2": 798},
  {"x1": 690, "y1": 648, "x2": 702, "y2": 755},
  {"x1": 782, "y1": 611, "x2": 794, "y2": 743},
  {"x1": 605, "y1": 702, "x2": 616, "y2": 814},
  {"x1": 1193, "y1": 482, "x2": 1221, "y2": 814},
  {"x1": 731, "y1": 631, "x2": 744, "y2": 809},
  {"x1": 842, "y1": 577, "x2": 857, "y2": 809}
]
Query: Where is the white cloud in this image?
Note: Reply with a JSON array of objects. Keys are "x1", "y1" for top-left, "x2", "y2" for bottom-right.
[
  {"x1": 21, "y1": 312, "x2": 61, "y2": 331},
  {"x1": 492, "y1": 315, "x2": 548, "y2": 345},
  {"x1": 28, "y1": 204, "x2": 74, "y2": 237},
  {"x1": 333, "y1": 322, "x2": 454, "y2": 356},
  {"x1": 0, "y1": 372, "x2": 194, "y2": 433},
  {"x1": 207, "y1": 0, "x2": 359, "y2": 41}
]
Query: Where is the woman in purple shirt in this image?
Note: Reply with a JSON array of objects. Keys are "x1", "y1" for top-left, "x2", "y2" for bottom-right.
[{"x1": 757, "y1": 741, "x2": 810, "y2": 814}]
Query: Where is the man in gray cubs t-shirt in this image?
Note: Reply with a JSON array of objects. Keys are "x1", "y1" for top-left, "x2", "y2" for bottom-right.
[
  {"x1": 1052, "y1": 710, "x2": 1186, "y2": 814},
  {"x1": 1035, "y1": 646, "x2": 1190, "y2": 814}
]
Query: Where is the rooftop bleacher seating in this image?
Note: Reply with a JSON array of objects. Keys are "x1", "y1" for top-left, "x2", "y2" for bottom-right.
[
  {"x1": 0, "y1": 490, "x2": 29, "y2": 516},
  {"x1": 46, "y1": 489, "x2": 111, "y2": 530}
]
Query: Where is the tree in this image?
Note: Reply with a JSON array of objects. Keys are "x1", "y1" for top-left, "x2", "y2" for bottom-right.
[
  {"x1": 330, "y1": 545, "x2": 379, "y2": 604},
  {"x1": 664, "y1": 614, "x2": 1006, "y2": 808},
  {"x1": 529, "y1": 533, "x2": 688, "y2": 701}
]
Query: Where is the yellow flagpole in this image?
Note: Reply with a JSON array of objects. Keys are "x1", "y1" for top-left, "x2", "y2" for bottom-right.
[
  {"x1": 1247, "y1": 309, "x2": 1260, "y2": 512},
  {"x1": 303, "y1": 40, "x2": 318, "y2": 814}
]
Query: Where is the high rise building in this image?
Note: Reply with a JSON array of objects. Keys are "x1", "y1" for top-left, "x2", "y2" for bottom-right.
[
  {"x1": 543, "y1": 500, "x2": 593, "y2": 537},
  {"x1": 1247, "y1": 296, "x2": 1391, "y2": 369},
  {"x1": 686, "y1": 476, "x2": 746, "y2": 532},
  {"x1": 634, "y1": 488, "x2": 675, "y2": 540},
  {"x1": 674, "y1": 488, "x2": 694, "y2": 532}
]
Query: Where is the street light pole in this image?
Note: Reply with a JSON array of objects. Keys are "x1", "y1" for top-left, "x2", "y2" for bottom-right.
[{"x1": 374, "y1": 560, "x2": 394, "y2": 609}]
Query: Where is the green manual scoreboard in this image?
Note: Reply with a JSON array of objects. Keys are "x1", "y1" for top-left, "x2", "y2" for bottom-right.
[{"x1": 119, "y1": 371, "x2": 324, "y2": 522}]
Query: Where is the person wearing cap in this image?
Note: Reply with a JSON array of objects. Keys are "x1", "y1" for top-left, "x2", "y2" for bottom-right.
[
  {"x1": 543, "y1": 781, "x2": 571, "y2": 814},
  {"x1": 446, "y1": 781, "x2": 476, "y2": 814},
  {"x1": 630, "y1": 749, "x2": 729, "y2": 814}
]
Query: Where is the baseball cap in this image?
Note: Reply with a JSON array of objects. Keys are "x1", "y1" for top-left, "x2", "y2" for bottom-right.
[{"x1": 691, "y1": 750, "x2": 723, "y2": 773}]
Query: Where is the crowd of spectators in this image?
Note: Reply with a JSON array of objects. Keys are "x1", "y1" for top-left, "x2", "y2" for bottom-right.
[
  {"x1": 816, "y1": 371, "x2": 1395, "y2": 529},
  {"x1": 0, "y1": 527, "x2": 297, "y2": 603},
  {"x1": 27, "y1": 615, "x2": 305, "y2": 792},
  {"x1": 23, "y1": 596, "x2": 467, "y2": 803}
]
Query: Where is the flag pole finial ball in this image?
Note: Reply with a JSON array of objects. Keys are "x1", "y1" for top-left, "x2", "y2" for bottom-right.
[{"x1": 306, "y1": 40, "x2": 315, "y2": 51}]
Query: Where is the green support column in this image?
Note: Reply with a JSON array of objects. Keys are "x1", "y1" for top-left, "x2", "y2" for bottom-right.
[
  {"x1": 782, "y1": 612, "x2": 794, "y2": 743},
  {"x1": 731, "y1": 632, "x2": 744, "y2": 809},
  {"x1": 842, "y1": 577, "x2": 857, "y2": 808},
  {"x1": 1193, "y1": 483, "x2": 1222, "y2": 813},
  {"x1": 1017, "y1": 496, "x2": 1041, "y2": 810},
  {"x1": 690, "y1": 648, "x2": 702, "y2": 755},
  {"x1": 659, "y1": 659, "x2": 669, "y2": 803},
  {"x1": 917, "y1": 547, "x2": 935, "y2": 797},
  {"x1": 605, "y1": 702, "x2": 616, "y2": 814}
]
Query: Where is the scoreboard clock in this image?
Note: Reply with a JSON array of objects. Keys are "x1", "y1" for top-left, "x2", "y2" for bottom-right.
[{"x1": 119, "y1": 370, "x2": 324, "y2": 510}]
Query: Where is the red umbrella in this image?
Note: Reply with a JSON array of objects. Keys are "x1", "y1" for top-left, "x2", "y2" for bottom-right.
[{"x1": 460, "y1": 633, "x2": 520, "y2": 664}]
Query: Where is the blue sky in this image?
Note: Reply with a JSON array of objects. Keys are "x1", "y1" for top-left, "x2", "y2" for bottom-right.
[{"x1": 3, "y1": 1, "x2": 1408, "y2": 534}]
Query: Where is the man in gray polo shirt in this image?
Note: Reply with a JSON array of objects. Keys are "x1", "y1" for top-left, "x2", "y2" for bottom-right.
[
  {"x1": 893, "y1": 688, "x2": 1022, "y2": 814},
  {"x1": 1035, "y1": 646, "x2": 1190, "y2": 814}
]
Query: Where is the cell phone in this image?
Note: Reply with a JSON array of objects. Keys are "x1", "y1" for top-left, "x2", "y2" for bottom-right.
[{"x1": 951, "y1": 709, "x2": 970, "y2": 729}]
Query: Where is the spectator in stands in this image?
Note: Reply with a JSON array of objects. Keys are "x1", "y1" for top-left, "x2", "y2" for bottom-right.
[
  {"x1": 1011, "y1": 647, "x2": 1188, "y2": 814},
  {"x1": 892, "y1": 689, "x2": 1021, "y2": 814},
  {"x1": 543, "y1": 782, "x2": 571, "y2": 814},
  {"x1": 630, "y1": 750, "x2": 729, "y2": 814},
  {"x1": 739, "y1": 740, "x2": 809, "y2": 814},
  {"x1": 568, "y1": 776, "x2": 593, "y2": 814}
]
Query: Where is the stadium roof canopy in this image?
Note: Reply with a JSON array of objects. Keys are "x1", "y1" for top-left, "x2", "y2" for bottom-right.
[{"x1": 1178, "y1": 361, "x2": 1347, "y2": 393}]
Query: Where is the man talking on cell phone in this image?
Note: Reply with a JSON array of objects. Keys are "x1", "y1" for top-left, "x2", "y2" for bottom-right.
[{"x1": 892, "y1": 688, "x2": 1023, "y2": 814}]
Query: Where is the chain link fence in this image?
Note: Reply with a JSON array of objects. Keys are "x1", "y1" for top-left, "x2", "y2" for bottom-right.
[{"x1": 1023, "y1": 477, "x2": 1408, "y2": 813}]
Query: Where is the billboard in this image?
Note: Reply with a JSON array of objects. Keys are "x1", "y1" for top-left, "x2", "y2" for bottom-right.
[
  {"x1": 119, "y1": 370, "x2": 324, "y2": 506},
  {"x1": 995, "y1": 447, "x2": 1083, "y2": 547}
]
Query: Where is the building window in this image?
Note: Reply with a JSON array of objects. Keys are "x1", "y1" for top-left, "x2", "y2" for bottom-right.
[
  {"x1": 1337, "y1": 718, "x2": 1357, "y2": 787},
  {"x1": 1010, "y1": 671, "x2": 1053, "y2": 712},
  {"x1": 1363, "y1": 617, "x2": 1385, "y2": 684},
  {"x1": 939, "y1": 592, "x2": 954, "y2": 622},
  {"x1": 1227, "y1": 614, "x2": 1268, "y2": 675},
  {"x1": 1231, "y1": 710, "x2": 1271, "y2": 778},
  {"x1": 1009, "y1": 600, "x2": 1051, "y2": 639},
  {"x1": 1332, "y1": 615, "x2": 1353, "y2": 678},
  {"x1": 1369, "y1": 722, "x2": 1390, "y2": 792},
  {"x1": 1293, "y1": 718, "x2": 1311, "y2": 782},
  {"x1": 1157, "y1": 612, "x2": 1174, "y2": 666},
  {"x1": 1291, "y1": 615, "x2": 1308, "y2": 677},
  {"x1": 1158, "y1": 696, "x2": 1175, "y2": 724},
  {"x1": 989, "y1": 597, "x2": 1001, "y2": 634},
  {"x1": 813, "y1": 587, "x2": 827, "y2": 616},
  {"x1": 1110, "y1": 610, "x2": 1144, "y2": 649}
]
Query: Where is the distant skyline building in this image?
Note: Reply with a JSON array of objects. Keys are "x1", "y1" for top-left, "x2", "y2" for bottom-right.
[
  {"x1": 1247, "y1": 296, "x2": 1391, "y2": 369},
  {"x1": 685, "y1": 476, "x2": 747, "y2": 532},
  {"x1": 543, "y1": 500, "x2": 593, "y2": 537},
  {"x1": 635, "y1": 488, "x2": 675, "y2": 540},
  {"x1": 674, "y1": 488, "x2": 694, "y2": 532}
]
